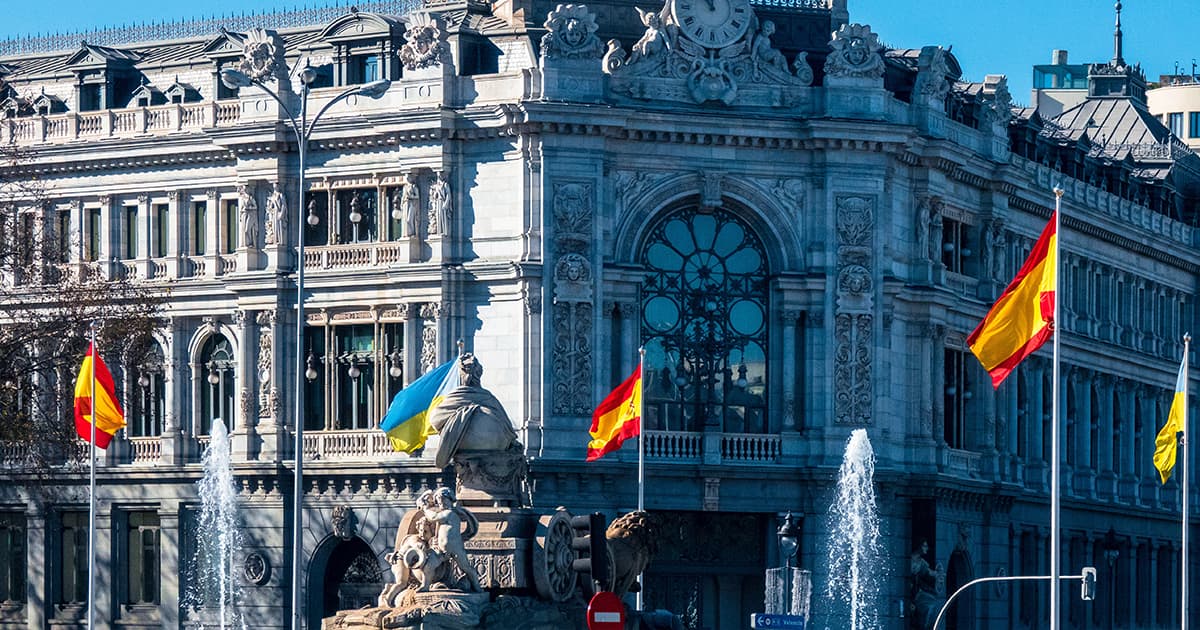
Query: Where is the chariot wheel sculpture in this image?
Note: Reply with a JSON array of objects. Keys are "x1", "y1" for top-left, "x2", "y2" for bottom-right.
[{"x1": 532, "y1": 510, "x2": 577, "y2": 601}]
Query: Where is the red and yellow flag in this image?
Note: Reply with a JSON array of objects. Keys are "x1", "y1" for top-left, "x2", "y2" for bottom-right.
[
  {"x1": 968, "y1": 213, "x2": 1057, "y2": 388},
  {"x1": 587, "y1": 364, "x2": 642, "y2": 462},
  {"x1": 73, "y1": 343, "x2": 125, "y2": 449}
]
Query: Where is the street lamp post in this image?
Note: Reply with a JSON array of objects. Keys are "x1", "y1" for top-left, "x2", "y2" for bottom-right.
[{"x1": 220, "y1": 66, "x2": 389, "y2": 630}]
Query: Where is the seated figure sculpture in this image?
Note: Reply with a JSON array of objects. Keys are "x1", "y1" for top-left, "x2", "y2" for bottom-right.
[{"x1": 428, "y1": 353, "x2": 519, "y2": 469}]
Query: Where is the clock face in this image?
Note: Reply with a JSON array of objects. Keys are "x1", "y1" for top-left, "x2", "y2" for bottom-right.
[{"x1": 672, "y1": 0, "x2": 751, "y2": 49}]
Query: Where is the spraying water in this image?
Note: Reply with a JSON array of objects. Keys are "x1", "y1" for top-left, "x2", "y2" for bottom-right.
[
  {"x1": 823, "y1": 429, "x2": 882, "y2": 630},
  {"x1": 183, "y1": 419, "x2": 244, "y2": 629}
]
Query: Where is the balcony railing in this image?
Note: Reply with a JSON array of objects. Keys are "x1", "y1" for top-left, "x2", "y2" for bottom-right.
[
  {"x1": 0, "y1": 101, "x2": 243, "y2": 145},
  {"x1": 643, "y1": 430, "x2": 782, "y2": 464},
  {"x1": 302, "y1": 429, "x2": 404, "y2": 460},
  {"x1": 304, "y1": 242, "x2": 407, "y2": 270},
  {"x1": 128, "y1": 436, "x2": 162, "y2": 465}
]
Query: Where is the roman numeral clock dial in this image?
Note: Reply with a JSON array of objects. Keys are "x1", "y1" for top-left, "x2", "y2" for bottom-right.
[{"x1": 671, "y1": 0, "x2": 751, "y2": 49}]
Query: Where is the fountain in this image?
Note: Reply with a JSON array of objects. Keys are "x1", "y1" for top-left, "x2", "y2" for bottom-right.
[
  {"x1": 183, "y1": 419, "x2": 244, "y2": 629},
  {"x1": 822, "y1": 429, "x2": 883, "y2": 630}
]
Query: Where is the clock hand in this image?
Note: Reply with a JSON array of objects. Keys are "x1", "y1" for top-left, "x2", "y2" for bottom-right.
[{"x1": 704, "y1": 0, "x2": 715, "y2": 10}]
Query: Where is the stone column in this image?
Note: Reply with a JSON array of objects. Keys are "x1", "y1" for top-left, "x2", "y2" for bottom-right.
[
  {"x1": 256, "y1": 310, "x2": 282, "y2": 461},
  {"x1": 94, "y1": 507, "x2": 113, "y2": 626},
  {"x1": 204, "y1": 190, "x2": 219, "y2": 278},
  {"x1": 99, "y1": 195, "x2": 116, "y2": 280},
  {"x1": 619, "y1": 303, "x2": 638, "y2": 381},
  {"x1": 398, "y1": 304, "x2": 419, "y2": 386},
  {"x1": 136, "y1": 194, "x2": 151, "y2": 279},
  {"x1": 25, "y1": 503, "x2": 45, "y2": 630},
  {"x1": 1140, "y1": 389, "x2": 1161, "y2": 506},
  {"x1": 930, "y1": 324, "x2": 945, "y2": 445},
  {"x1": 230, "y1": 310, "x2": 253, "y2": 460},
  {"x1": 1095, "y1": 375, "x2": 1116, "y2": 499},
  {"x1": 158, "y1": 502, "x2": 181, "y2": 629},
  {"x1": 780, "y1": 310, "x2": 800, "y2": 432},
  {"x1": 165, "y1": 190, "x2": 183, "y2": 278}
]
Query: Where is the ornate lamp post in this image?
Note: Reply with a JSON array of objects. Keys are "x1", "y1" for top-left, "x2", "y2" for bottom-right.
[
  {"x1": 765, "y1": 511, "x2": 811, "y2": 619},
  {"x1": 220, "y1": 58, "x2": 389, "y2": 630}
]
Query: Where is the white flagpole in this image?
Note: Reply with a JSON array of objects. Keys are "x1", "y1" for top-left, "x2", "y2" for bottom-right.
[
  {"x1": 1183, "y1": 333, "x2": 1190, "y2": 630},
  {"x1": 637, "y1": 346, "x2": 645, "y2": 612},
  {"x1": 1050, "y1": 186, "x2": 1063, "y2": 630},
  {"x1": 87, "y1": 322, "x2": 97, "y2": 630}
]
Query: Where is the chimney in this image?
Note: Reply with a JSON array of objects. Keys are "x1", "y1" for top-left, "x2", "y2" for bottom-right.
[{"x1": 1052, "y1": 50, "x2": 1068, "y2": 65}]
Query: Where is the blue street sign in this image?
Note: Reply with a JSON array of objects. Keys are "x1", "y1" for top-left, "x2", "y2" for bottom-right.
[{"x1": 750, "y1": 613, "x2": 806, "y2": 629}]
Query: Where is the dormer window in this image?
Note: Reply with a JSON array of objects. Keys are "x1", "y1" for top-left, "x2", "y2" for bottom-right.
[
  {"x1": 66, "y1": 41, "x2": 141, "y2": 112},
  {"x1": 79, "y1": 85, "x2": 101, "y2": 112},
  {"x1": 317, "y1": 10, "x2": 403, "y2": 87}
]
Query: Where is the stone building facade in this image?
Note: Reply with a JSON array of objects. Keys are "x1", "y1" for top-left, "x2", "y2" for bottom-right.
[{"x1": 0, "y1": 0, "x2": 1196, "y2": 629}]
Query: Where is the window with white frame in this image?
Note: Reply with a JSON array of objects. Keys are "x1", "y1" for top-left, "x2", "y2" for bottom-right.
[{"x1": 197, "y1": 335, "x2": 234, "y2": 435}]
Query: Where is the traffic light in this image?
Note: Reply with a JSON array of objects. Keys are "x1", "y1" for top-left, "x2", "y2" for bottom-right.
[
  {"x1": 1080, "y1": 566, "x2": 1096, "y2": 601},
  {"x1": 570, "y1": 512, "x2": 611, "y2": 592}
]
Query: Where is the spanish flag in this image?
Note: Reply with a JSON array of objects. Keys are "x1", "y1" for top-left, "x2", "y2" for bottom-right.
[
  {"x1": 587, "y1": 364, "x2": 642, "y2": 462},
  {"x1": 968, "y1": 214, "x2": 1057, "y2": 388},
  {"x1": 73, "y1": 343, "x2": 125, "y2": 449},
  {"x1": 1154, "y1": 356, "x2": 1188, "y2": 484},
  {"x1": 379, "y1": 358, "x2": 460, "y2": 453}
]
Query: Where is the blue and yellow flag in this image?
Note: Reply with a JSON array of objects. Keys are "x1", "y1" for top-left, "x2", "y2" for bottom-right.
[
  {"x1": 1154, "y1": 356, "x2": 1188, "y2": 484},
  {"x1": 380, "y1": 358, "x2": 460, "y2": 453}
]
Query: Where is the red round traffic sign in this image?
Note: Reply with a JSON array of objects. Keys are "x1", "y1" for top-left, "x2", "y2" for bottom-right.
[{"x1": 587, "y1": 591, "x2": 626, "y2": 630}]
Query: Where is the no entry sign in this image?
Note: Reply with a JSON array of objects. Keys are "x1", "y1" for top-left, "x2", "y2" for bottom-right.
[{"x1": 587, "y1": 591, "x2": 626, "y2": 630}]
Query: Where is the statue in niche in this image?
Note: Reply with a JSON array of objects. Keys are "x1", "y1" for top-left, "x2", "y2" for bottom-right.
[
  {"x1": 237, "y1": 184, "x2": 258, "y2": 249},
  {"x1": 428, "y1": 353, "x2": 519, "y2": 469},
  {"x1": 264, "y1": 181, "x2": 287, "y2": 246},
  {"x1": 398, "y1": 173, "x2": 420, "y2": 237},
  {"x1": 750, "y1": 20, "x2": 789, "y2": 73},
  {"x1": 915, "y1": 199, "x2": 930, "y2": 262},
  {"x1": 908, "y1": 539, "x2": 943, "y2": 630},
  {"x1": 984, "y1": 220, "x2": 1007, "y2": 281},
  {"x1": 428, "y1": 170, "x2": 451, "y2": 236}
]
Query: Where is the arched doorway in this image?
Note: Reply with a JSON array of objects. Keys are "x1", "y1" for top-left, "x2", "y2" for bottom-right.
[
  {"x1": 945, "y1": 549, "x2": 973, "y2": 630},
  {"x1": 307, "y1": 536, "x2": 384, "y2": 629}
]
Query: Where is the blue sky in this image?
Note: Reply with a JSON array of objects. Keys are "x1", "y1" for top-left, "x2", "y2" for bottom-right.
[{"x1": 2, "y1": 0, "x2": 1194, "y2": 103}]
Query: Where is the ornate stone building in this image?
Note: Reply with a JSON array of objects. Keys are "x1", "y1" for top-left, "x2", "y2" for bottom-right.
[{"x1": 0, "y1": 0, "x2": 1196, "y2": 629}]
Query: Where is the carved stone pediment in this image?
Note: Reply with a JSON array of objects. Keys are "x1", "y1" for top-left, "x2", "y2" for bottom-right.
[{"x1": 603, "y1": 3, "x2": 811, "y2": 107}]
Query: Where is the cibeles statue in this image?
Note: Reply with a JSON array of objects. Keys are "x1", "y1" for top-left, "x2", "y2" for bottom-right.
[{"x1": 428, "y1": 354, "x2": 528, "y2": 503}]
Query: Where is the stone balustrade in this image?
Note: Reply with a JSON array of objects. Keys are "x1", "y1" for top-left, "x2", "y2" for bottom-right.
[{"x1": 0, "y1": 101, "x2": 242, "y2": 145}]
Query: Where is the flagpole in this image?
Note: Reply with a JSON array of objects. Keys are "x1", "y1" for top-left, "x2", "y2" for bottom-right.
[
  {"x1": 1183, "y1": 332, "x2": 1190, "y2": 630},
  {"x1": 1050, "y1": 186, "x2": 1063, "y2": 630},
  {"x1": 87, "y1": 321, "x2": 97, "y2": 630},
  {"x1": 636, "y1": 346, "x2": 645, "y2": 612}
]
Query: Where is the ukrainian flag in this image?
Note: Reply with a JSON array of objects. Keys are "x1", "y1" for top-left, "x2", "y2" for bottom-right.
[{"x1": 380, "y1": 357, "x2": 460, "y2": 453}]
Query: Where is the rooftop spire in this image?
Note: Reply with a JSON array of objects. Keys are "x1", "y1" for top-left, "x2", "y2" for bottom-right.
[{"x1": 1113, "y1": 1, "x2": 1124, "y2": 66}]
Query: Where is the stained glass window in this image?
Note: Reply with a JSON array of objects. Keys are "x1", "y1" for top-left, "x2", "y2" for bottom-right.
[{"x1": 640, "y1": 207, "x2": 769, "y2": 433}]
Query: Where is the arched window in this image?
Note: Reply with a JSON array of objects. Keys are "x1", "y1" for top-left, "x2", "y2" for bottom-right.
[
  {"x1": 198, "y1": 336, "x2": 234, "y2": 435},
  {"x1": 131, "y1": 344, "x2": 166, "y2": 437},
  {"x1": 639, "y1": 206, "x2": 769, "y2": 433}
]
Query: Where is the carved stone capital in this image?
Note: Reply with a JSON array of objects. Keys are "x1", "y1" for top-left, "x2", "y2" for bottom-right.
[
  {"x1": 420, "y1": 302, "x2": 443, "y2": 320},
  {"x1": 701, "y1": 171, "x2": 724, "y2": 208},
  {"x1": 255, "y1": 310, "x2": 275, "y2": 327}
]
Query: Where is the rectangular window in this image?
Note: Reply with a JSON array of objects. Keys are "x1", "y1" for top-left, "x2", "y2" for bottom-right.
[
  {"x1": 943, "y1": 349, "x2": 971, "y2": 449},
  {"x1": 86, "y1": 207, "x2": 101, "y2": 262},
  {"x1": 56, "y1": 210, "x2": 71, "y2": 263},
  {"x1": 58, "y1": 511, "x2": 88, "y2": 604},
  {"x1": 1190, "y1": 112, "x2": 1200, "y2": 138},
  {"x1": 125, "y1": 511, "x2": 159, "y2": 605},
  {"x1": 79, "y1": 84, "x2": 101, "y2": 112},
  {"x1": 152, "y1": 204, "x2": 168, "y2": 258},
  {"x1": 1170, "y1": 112, "x2": 1185, "y2": 138},
  {"x1": 336, "y1": 189, "x2": 377, "y2": 244},
  {"x1": 192, "y1": 201, "x2": 207, "y2": 255},
  {"x1": 0, "y1": 512, "x2": 25, "y2": 603},
  {"x1": 940, "y1": 218, "x2": 969, "y2": 274},
  {"x1": 348, "y1": 54, "x2": 380, "y2": 85},
  {"x1": 304, "y1": 326, "x2": 326, "y2": 431},
  {"x1": 18, "y1": 213, "x2": 34, "y2": 266},
  {"x1": 222, "y1": 199, "x2": 237, "y2": 253},
  {"x1": 123, "y1": 206, "x2": 138, "y2": 260},
  {"x1": 335, "y1": 324, "x2": 375, "y2": 430},
  {"x1": 304, "y1": 193, "x2": 328, "y2": 247}
]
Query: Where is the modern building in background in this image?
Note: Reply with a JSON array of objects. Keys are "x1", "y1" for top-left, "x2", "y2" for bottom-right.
[{"x1": 0, "y1": 0, "x2": 1196, "y2": 629}]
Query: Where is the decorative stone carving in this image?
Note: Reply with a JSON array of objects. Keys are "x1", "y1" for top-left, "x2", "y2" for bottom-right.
[
  {"x1": 428, "y1": 170, "x2": 451, "y2": 236},
  {"x1": 238, "y1": 28, "x2": 286, "y2": 83},
  {"x1": 984, "y1": 219, "x2": 1007, "y2": 282},
  {"x1": 243, "y1": 552, "x2": 271, "y2": 586},
  {"x1": 421, "y1": 323, "x2": 437, "y2": 375},
  {"x1": 551, "y1": 182, "x2": 593, "y2": 241},
  {"x1": 701, "y1": 171, "x2": 723, "y2": 208},
  {"x1": 399, "y1": 15, "x2": 451, "y2": 71},
  {"x1": 540, "y1": 4, "x2": 603, "y2": 61},
  {"x1": 263, "y1": 181, "x2": 287, "y2": 246},
  {"x1": 381, "y1": 488, "x2": 482, "y2": 599},
  {"x1": 420, "y1": 302, "x2": 442, "y2": 321},
  {"x1": 396, "y1": 172, "x2": 420, "y2": 238},
  {"x1": 332, "y1": 505, "x2": 356, "y2": 540},
  {"x1": 606, "y1": 511, "x2": 659, "y2": 598},
  {"x1": 604, "y1": 2, "x2": 811, "y2": 106},
  {"x1": 913, "y1": 45, "x2": 951, "y2": 103},
  {"x1": 981, "y1": 74, "x2": 1014, "y2": 125},
  {"x1": 834, "y1": 195, "x2": 875, "y2": 425},
  {"x1": 237, "y1": 183, "x2": 258, "y2": 250},
  {"x1": 823, "y1": 23, "x2": 884, "y2": 80},
  {"x1": 552, "y1": 253, "x2": 592, "y2": 303},
  {"x1": 551, "y1": 302, "x2": 593, "y2": 416},
  {"x1": 239, "y1": 389, "x2": 253, "y2": 420},
  {"x1": 256, "y1": 312, "x2": 273, "y2": 415}
]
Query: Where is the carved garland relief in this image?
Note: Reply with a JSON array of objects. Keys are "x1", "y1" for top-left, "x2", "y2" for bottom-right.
[
  {"x1": 834, "y1": 195, "x2": 875, "y2": 425},
  {"x1": 550, "y1": 182, "x2": 595, "y2": 416}
]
